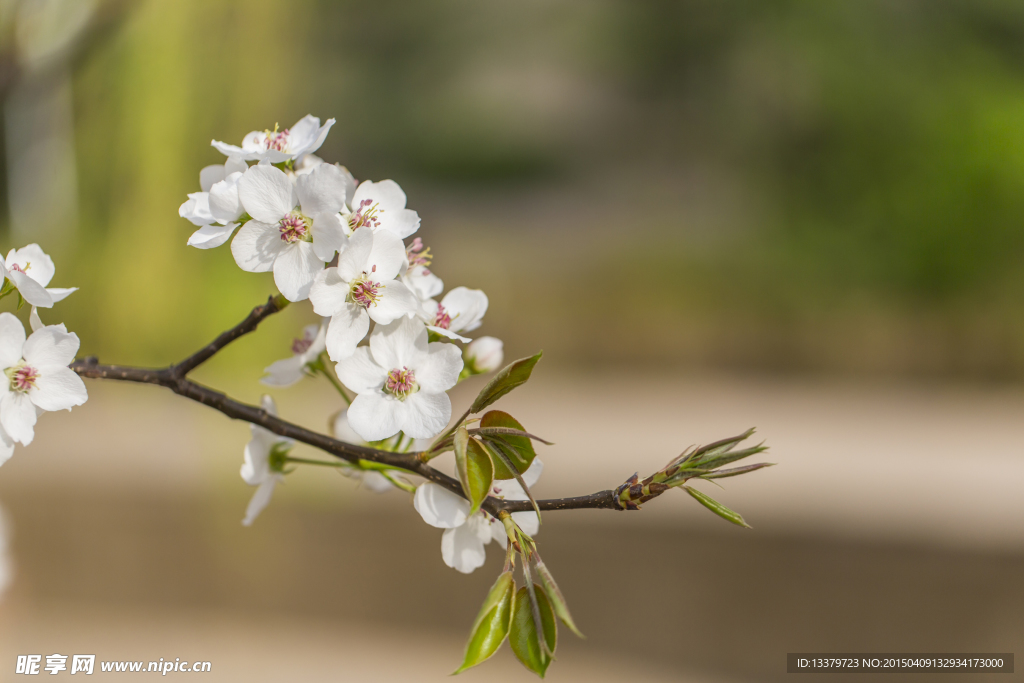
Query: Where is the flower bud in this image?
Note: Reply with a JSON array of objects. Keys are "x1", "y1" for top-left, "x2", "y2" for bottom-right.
[{"x1": 465, "y1": 336, "x2": 504, "y2": 374}]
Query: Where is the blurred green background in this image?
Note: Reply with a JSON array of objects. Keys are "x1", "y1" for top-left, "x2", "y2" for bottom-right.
[{"x1": 7, "y1": 0, "x2": 1024, "y2": 378}]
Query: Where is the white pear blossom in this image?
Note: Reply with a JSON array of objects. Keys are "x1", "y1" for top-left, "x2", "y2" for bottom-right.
[
  {"x1": 331, "y1": 409, "x2": 405, "y2": 493},
  {"x1": 294, "y1": 154, "x2": 357, "y2": 197},
  {"x1": 342, "y1": 180, "x2": 419, "y2": 239},
  {"x1": 404, "y1": 265, "x2": 444, "y2": 302},
  {"x1": 212, "y1": 115, "x2": 335, "y2": 164},
  {"x1": 465, "y1": 336, "x2": 504, "y2": 373},
  {"x1": 335, "y1": 316, "x2": 462, "y2": 442},
  {"x1": 421, "y1": 287, "x2": 489, "y2": 342},
  {"x1": 309, "y1": 228, "x2": 419, "y2": 361},
  {"x1": 0, "y1": 312, "x2": 87, "y2": 449},
  {"x1": 0, "y1": 244, "x2": 77, "y2": 308},
  {"x1": 261, "y1": 322, "x2": 327, "y2": 387},
  {"x1": 240, "y1": 395, "x2": 292, "y2": 526},
  {"x1": 402, "y1": 238, "x2": 443, "y2": 302},
  {"x1": 414, "y1": 460, "x2": 543, "y2": 574},
  {"x1": 231, "y1": 163, "x2": 351, "y2": 301},
  {"x1": 179, "y1": 156, "x2": 248, "y2": 249}
]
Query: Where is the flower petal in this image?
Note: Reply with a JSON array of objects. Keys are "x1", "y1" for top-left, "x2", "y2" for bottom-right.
[
  {"x1": 521, "y1": 458, "x2": 544, "y2": 488},
  {"x1": 324, "y1": 304, "x2": 370, "y2": 361},
  {"x1": 46, "y1": 287, "x2": 77, "y2": 303},
  {"x1": 414, "y1": 482, "x2": 471, "y2": 528},
  {"x1": 403, "y1": 266, "x2": 444, "y2": 301},
  {"x1": 381, "y1": 208, "x2": 421, "y2": 239},
  {"x1": 29, "y1": 366, "x2": 87, "y2": 411},
  {"x1": 441, "y1": 287, "x2": 489, "y2": 333},
  {"x1": 335, "y1": 227, "x2": 373, "y2": 282},
  {"x1": 346, "y1": 391, "x2": 404, "y2": 442},
  {"x1": 9, "y1": 271, "x2": 53, "y2": 307},
  {"x1": 365, "y1": 229, "x2": 408, "y2": 282},
  {"x1": 237, "y1": 164, "x2": 295, "y2": 223},
  {"x1": 309, "y1": 268, "x2": 349, "y2": 316},
  {"x1": 360, "y1": 471, "x2": 397, "y2": 493},
  {"x1": 242, "y1": 478, "x2": 279, "y2": 527},
  {"x1": 287, "y1": 115, "x2": 320, "y2": 150},
  {"x1": 414, "y1": 341, "x2": 463, "y2": 393},
  {"x1": 441, "y1": 515, "x2": 490, "y2": 574},
  {"x1": 335, "y1": 345, "x2": 386, "y2": 394},
  {"x1": 188, "y1": 223, "x2": 237, "y2": 249},
  {"x1": 211, "y1": 139, "x2": 250, "y2": 159},
  {"x1": 426, "y1": 325, "x2": 471, "y2": 343},
  {"x1": 400, "y1": 390, "x2": 452, "y2": 439},
  {"x1": 311, "y1": 213, "x2": 347, "y2": 261},
  {"x1": 0, "y1": 314, "x2": 25, "y2": 369},
  {"x1": 179, "y1": 193, "x2": 213, "y2": 227},
  {"x1": 273, "y1": 242, "x2": 323, "y2": 302},
  {"x1": 6, "y1": 245, "x2": 55, "y2": 287},
  {"x1": 260, "y1": 355, "x2": 306, "y2": 387},
  {"x1": 367, "y1": 280, "x2": 419, "y2": 325},
  {"x1": 293, "y1": 116, "x2": 334, "y2": 157},
  {"x1": 353, "y1": 179, "x2": 407, "y2": 211},
  {"x1": 1, "y1": 391, "x2": 36, "y2": 445},
  {"x1": 199, "y1": 164, "x2": 227, "y2": 193},
  {"x1": 23, "y1": 325, "x2": 80, "y2": 368},
  {"x1": 224, "y1": 156, "x2": 248, "y2": 175},
  {"x1": 231, "y1": 221, "x2": 286, "y2": 273},
  {"x1": 296, "y1": 162, "x2": 350, "y2": 216},
  {"x1": 208, "y1": 172, "x2": 244, "y2": 222},
  {"x1": 369, "y1": 316, "x2": 427, "y2": 371}
]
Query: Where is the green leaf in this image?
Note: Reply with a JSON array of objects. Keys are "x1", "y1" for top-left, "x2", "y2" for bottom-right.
[
  {"x1": 509, "y1": 585, "x2": 557, "y2": 677},
  {"x1": 534, "y1": 559, "x2": 584, "y2": 638},
  {"x1": 480, "y1": 411, "x2": 536, "y2": 479},
  {"x1": 454, "y1": 571, "x2": 515, "y2": 674},
  {"x1": 700, "y1": 462, "x2": 775, "y2": 480},
  {"x1": 469, "y1": 351, "x2": 542, "y2": 414},
  {"x1": 483, "y1": 438, "x2": 541, "y2": 521},
  {"x1": 684, "y1": 486, "x2": 752, "y2": 528},
  {"x1": 690, "y1": 445, "x2": 768, "y2": 473},
  {"x1": 455, "y1": 429, "x2": 494, "y2": 515}
]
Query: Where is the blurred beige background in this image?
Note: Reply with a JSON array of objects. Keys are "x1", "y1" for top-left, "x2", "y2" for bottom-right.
[
  {"x1": 0, "y1": 0, "x2": 1021, "y2": 681},
  {"x1": 0, "y1": 372, "x2": 1021, "y2": 681}
]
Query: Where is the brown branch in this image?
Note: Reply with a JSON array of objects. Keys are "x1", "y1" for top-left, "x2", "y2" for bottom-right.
[
  {"x1": 71, "y1": 296, "x2": 631, "y2": 517},
  {"x1": 170, "y1": 294, "x2": 289, "y2": 377}
]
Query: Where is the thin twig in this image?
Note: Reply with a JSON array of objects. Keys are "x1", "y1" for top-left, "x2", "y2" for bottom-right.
[{"x1": 71, "y1": 296, "x2": 628, "y2": 516}]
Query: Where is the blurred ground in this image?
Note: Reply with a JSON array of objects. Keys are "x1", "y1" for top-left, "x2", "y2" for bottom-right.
[{"x1": 0, "y1": 371, "x2": 1020, "y2": 681}]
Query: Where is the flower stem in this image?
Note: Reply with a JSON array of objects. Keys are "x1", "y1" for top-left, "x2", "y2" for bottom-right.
[
  {"x1": 379, "y1": 470, "x2": 417, "y2": 494},
  {"x1": 285, "y1": 455, "x2": 349, "y2": 468},
  {"x1": 314, "y1": 352, "x2": 351, "y2": 405}
]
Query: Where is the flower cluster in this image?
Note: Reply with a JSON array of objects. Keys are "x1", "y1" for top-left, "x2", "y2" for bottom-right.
[
  {"x1": 0, "y1": 244, "x2": 86, "y2": 468},
  {"x1": 181, "y1": 117, "x2": 513, "y2": 533}
]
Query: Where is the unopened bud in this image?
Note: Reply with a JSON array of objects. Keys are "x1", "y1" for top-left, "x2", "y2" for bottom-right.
[{"x1": 465, "y1": 336, "x2": 503, "y2": 374}]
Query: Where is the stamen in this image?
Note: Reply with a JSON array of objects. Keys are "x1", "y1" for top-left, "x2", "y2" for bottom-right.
[
  {"x1": 384, "y1": 366, "x2": 417, "y2": 399},
  {"x1": 6, "y1": 363, "x2": 39, "y2": 392},
  {"x1": 432, "y1": 304, "x2": 453, "y2": 330},
  {"x1": 349, "y1": 275, "x2": 384, "y2": 308},
  {"x1": 291, "y1": 332, "x2": 314, "y2": 355},
  {"x1": 349, "y1": 199, "x2": 383, "y2": 231},
  {"x1": 406, "y1": 238, "x2": 432, "y2": 267},
  {"x1": 278, "y1": 212, "x2": 311, "y2": 243},
  {"x1": 263, "y1": 123, "x2": 290, "y2": 152}
]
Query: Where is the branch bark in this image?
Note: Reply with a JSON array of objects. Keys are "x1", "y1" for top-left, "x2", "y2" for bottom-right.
[{"x1": 71, "y1": 296, "x2": 628, "y2": 516}]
